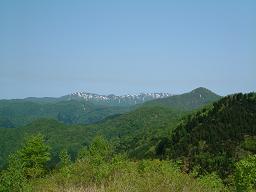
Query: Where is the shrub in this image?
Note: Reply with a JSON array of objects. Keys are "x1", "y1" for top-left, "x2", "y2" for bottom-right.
[
  {"x1": 198, "y1": 172, "x2": 225, "y2": 191},
  {"x1": 0, "y1": 154, "x2": 31, "y2": 192},
  {"x1": 235, "y1": 155, "x2": 256, "y2": 191}
]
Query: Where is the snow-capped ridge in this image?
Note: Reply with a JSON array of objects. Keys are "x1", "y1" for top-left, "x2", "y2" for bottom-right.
[{"x1": 67, "y1": 91, "x2": 172, "y2": 105}]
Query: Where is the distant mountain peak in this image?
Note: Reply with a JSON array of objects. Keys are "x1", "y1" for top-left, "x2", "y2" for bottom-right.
[
  {"x1": 144, "y1": 87, "x2": 221, "y2": 110},
  {"x1": 190, "y1": 87, "x2": 219, "y2": 97},
  {"x1": 191, "y1": 87, "x2": 212, "y2": 93}
]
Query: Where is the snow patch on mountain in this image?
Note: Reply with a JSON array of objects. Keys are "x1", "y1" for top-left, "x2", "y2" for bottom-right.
[{"x1": 66, "y1": 92, "x2": 172, "y2": 105}]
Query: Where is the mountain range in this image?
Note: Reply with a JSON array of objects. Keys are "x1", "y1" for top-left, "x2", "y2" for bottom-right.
[
  {"x1": 0, "y1": 88, "x2": 220, "y2": 128},
  {"x1": 0, "y1": 87, "x2": 255, "y2": 191},
  {"x1": 0, "y1": 87, "x2": 222, "y2": 167},
  {"x1": 24, "y1": 92, "x2": 172, "y2": 106}
]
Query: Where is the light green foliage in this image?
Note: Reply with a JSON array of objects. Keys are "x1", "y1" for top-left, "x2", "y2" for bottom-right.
[
  {"x1": 53, "y1": 149, "x2": 72, "y2": 189},
  {"x1": 17, "y1": 134, "x2": 51, "y2": 178},
  {"x1": 82, "y1": 136, "x2": 113, "y2": 182},
  {"x1": 33, "y1": 159, "x2": 223, "y2": 192},
  {"x1": 0, "y1": 153, "x2": 31, "y2": 192},
  {"x1": 31, "y1": 136, "x2": 225, "y2": 192},
  {"x1": 59, "y1": 149, "x2": 71, "y2": 168},
  {"x1": 77, "y1": 146, "x2": 89, "y2": 160},
  {"x1": 235, "y1": 155, "x2": 256, "y2": 191},
  {"x1": 198, "y1": 172, "x2": 225, "y2": 192},
  {"x1": 88, "y1": 135, "x2": 112, "y2": 159},
  {"x1": 47, "y1": 136, "x2": 114, "y2": 187},
  {"x1": 0, "y1": 134, "x2": 51, "y2": 191},
  {"x1": 59, "y1": 149, "x2": 71, "y2": 178}
]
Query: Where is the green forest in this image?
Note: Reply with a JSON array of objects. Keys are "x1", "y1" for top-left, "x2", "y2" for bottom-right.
[{"x1": 0, "y1": 88, "x2": 256, "y2": 191}]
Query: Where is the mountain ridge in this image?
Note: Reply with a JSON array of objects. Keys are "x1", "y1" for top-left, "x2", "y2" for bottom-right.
[
  {"x1": 20, "y1": 87, "x2": 219, "y2": 107},
  {"x1": 0, "y1": 87, "x2": 221, "y2": 128},
  {"x1": 60, "y1": 92, "x2": 172, "y2": 106},
  {"x1": 144, "y1": 87, "x2": 221, "y2": 111},
  {"x1": 17, "y1": 92, "x2": 174, "y2": 106}
]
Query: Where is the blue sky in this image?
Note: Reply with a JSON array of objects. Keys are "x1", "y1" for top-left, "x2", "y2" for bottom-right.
[{"x1": 0, "y1": 0, "x2": 255, "y2": 98}]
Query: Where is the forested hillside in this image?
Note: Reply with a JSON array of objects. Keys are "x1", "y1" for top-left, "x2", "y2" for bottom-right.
[
  {"x1": 1, "y1": 89, "x2": 256, "y2": 191},
  {"x1": 0, "y1": 100, "x2": 132, "y2": 127},
  {"x1": 0, "y1": 106, "x2": 185, "y2": 169},
  {"x1": 145, "y1": 87, "x2": 221, "y2": 111},
  {"x1": 0, "y1": 87, "x2": 220, "y2": 128},
  {"x1": 0, "y1": 135, "x2": 227, "y2": 192},
  {"x1": 0, "y1": 119, "x2": 90, "y2": 169},
  {"x1": 0, "y1": 87, "x2": 221, "y2": 168},
  {"x1": 157, "y1": 92, "x2": 256, "y2": 179},
  {"x1": 89, "y1": 106, "x2": 187, "y2": 159}
]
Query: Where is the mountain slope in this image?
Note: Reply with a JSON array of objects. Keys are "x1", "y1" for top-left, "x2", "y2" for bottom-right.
[
  {"x1": 0, "y1": 99, "x2": 131, "y2": 127},
  {"x1": 0, "y1": 91, "x2": 173, "y2": 127},
  {"x1": 157, "y1": 92, "x2": 256, "y2": 177},
  {"x1": 88, "y1": 106, "x2": 187, "y2": 158},
  {"x1": 144, "y1": 87, "x2": 221, "y2": 111},
  {"x1": 80, "y1": 87, "x2": 222, "y2": 158},
  {"x1": 0, "y1": 106, "x2": 186, "y2": 168},
  {"x1": 0, "y1": 119, "x2": 93, "y2": 168}
]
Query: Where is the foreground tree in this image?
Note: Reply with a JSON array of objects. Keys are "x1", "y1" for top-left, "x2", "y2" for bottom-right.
[
  {"x1": 0, "y1": 154, "x2": 29, "y2": 192},
  {"x1": 0, "y1": 134, "x2": 50, "y2": 191},
  {"x1": 17, "y1": 134, "x2": 51, "y2": 178}
]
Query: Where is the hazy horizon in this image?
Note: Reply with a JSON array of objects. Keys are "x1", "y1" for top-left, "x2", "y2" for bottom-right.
[{"x1": 1, "y1": 0, "x2": 255, "y2": 99}]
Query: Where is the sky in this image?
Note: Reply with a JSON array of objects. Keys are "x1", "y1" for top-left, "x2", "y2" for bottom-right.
[{"x1": 0, "y1": 0, "x2": 255, "y2": 99}]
